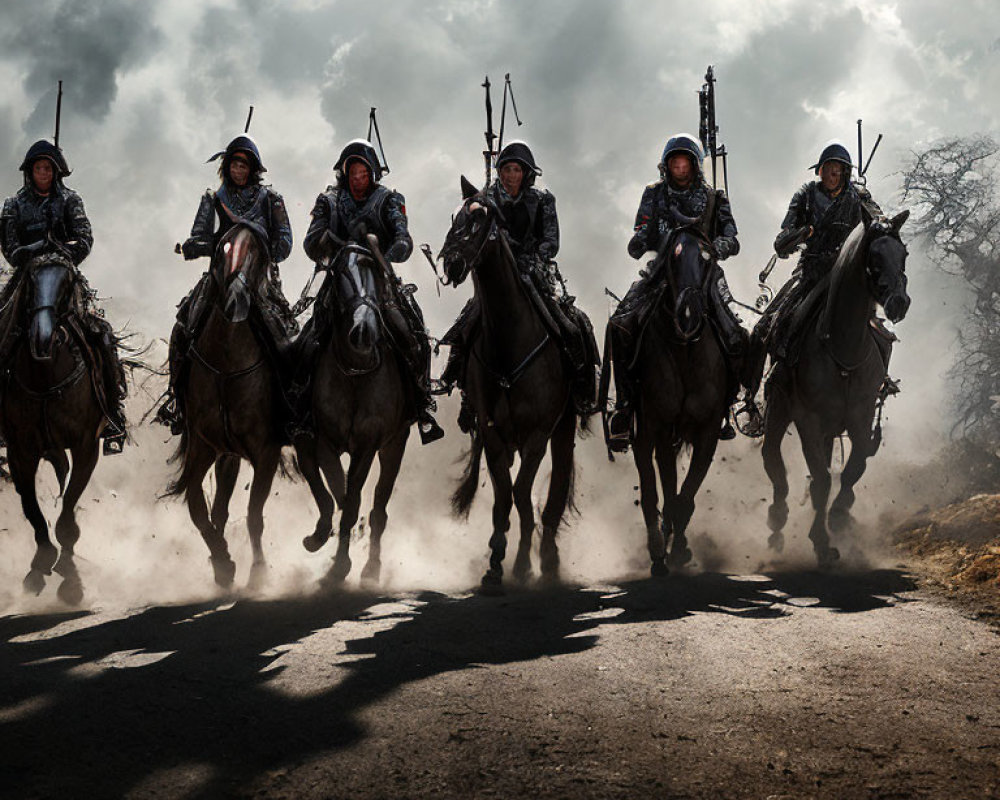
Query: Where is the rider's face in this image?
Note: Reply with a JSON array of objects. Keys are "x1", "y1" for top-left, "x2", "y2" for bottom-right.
[
  {"x1": 229, "y1": 155, "x2": 251, "y2": 187},
  {"x1": 31, "y1": 160, "x2": 54, "y2": 194},
  {"x1": 349, "y1": 162, "x2": 371, "y2": 200},
  {"x1": 499, "y1": 162, "x2": 524, "y2": 197},
  {"x1": 667, "y1": 154, "x2": 693, "y2": 187},
  {"x1": 820, "y1": 161, "x2": 844, "y2": 192}
]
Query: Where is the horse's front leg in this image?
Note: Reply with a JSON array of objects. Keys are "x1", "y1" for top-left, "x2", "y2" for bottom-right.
[
  {"x1": 668, "y1": 421, "x2": 720, "y2": 568},
  {"x1": 829, "y1": 415, "x2": 876, "y2": 534},
  {"x1": 633, "y1": 424, "x2": 666, "y2": 577},
  {"x1": 511, "y1": 435, "x2": 547, "y2": 585},
  {"x1": 11, "y1": 454, "x2": 56, "y2": 596},
  {"x1": 246, "y1": 448, "x2": 280, "y2": 592},
  {"x1": 481, "y1": 438, "x2": 513, "y2": 594},
  {"x1": 52, "y1": 440, "x2": 100, "y2": 605},
  {"x1": 762, "y1": 383, "x2": 792, "y2": 553},
  {"x1": 361, "y1": 431, "x2": 408, "y2": 586},
  {"x1": 798, "y1": 417, "x2": 838, "y2": 568},
  {"x1": 324, "y1": 448, "x2": 376, "y2": 586}
]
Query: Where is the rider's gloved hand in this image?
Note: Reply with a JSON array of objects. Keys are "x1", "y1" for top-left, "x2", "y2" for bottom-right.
[
  {"x1": 385, "y1": 240, "x2": 409, "y2": 262},
  {"x1": 713, "y1": 236, "x2": 733, "y2": 260}
]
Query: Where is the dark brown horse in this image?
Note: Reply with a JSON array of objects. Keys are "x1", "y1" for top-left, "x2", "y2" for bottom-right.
[
  {"x1": 3, "y1": 252, "x2": 110, "y2": 605},
  {"x1": 441, "y1": 177, "x2": 584, "y2": 592},
  {"x1": 611, "y1": 227, "x2": 730, "y2": 577},
  {"x1": 763, "y1": 212, "x2": 910, "y2": 567},
  {"x1": 167, "y1": 223, "x2": 283, "y2": 590},
  {"x1": 295, "y1": 234, "x2": 410, "y2": 585}
]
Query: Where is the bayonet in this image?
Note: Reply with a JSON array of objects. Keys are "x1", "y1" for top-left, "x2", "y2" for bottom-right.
[{"x1": 244, "y1": 105, "x2": 254, "y2": 134}]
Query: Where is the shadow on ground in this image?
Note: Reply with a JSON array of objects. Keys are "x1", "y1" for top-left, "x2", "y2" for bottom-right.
[{"x1": 0, "y1": 568, "x2": 916, "y2": 798}]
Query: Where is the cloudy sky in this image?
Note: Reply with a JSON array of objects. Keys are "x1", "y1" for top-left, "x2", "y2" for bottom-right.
[
  {"x1": 0, "y1": 0, "x2": 999, "y2": 600},
  {"x1": 0, "y1": 0, "x2": 997, "y2": 441}
]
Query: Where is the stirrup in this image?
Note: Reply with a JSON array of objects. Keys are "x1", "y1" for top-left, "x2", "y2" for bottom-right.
[
  {"x1": 418, "y1": 415, "x2": 445, "y2": 445},
  {"x1": 879, "y1": 375, "x2": 901, "y2": 398},
  {"x1": 606, "y1": 408, "x2": 632, "y2": 453},
  {"x1": 719, "y1": 415, "x2": 736, "y2": 441},
  {"x1": 734, "y1": 399, "x2": 765, "y2": 438},
  {"x1": 102, "y1": 431, "x2": 126, "y2": 456},
  {"x1": 430, "y1": 378, "x2": 453, "y2": 396}
]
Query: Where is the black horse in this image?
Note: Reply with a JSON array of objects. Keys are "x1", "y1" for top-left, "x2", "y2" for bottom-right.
[
  {"x1": 167, "y1": 223, "x2": 284, "y2": 590},
  {"x1": 763, "y1": 211, "x2": 911, "y2": 566},
  {"x1": 296, "y1": 234, "x2": 411, "y2": 585},
  {"x1": 3, "y1": 252, "x2": 113, "y2": 604},
  {"x1": 441, "y1": 177, "x2": 586, "y2": 592},
  {"x1": 606, "y1": 227, "x2": 730, "y2": 576}
]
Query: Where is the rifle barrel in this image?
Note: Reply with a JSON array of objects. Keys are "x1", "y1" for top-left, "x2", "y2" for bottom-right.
[{"x1": 54, "y1": 80, "x2": 63, "y2": 148}]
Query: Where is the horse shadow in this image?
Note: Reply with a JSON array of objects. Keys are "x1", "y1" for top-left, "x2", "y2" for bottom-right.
[{"x1": 0, "y1": 568, "x2": 918, "y2": 797}]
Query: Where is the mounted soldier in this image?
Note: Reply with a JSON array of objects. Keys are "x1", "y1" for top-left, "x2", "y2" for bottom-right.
[
  {"x1": 741, "y1": 140, "x2": 886, "y2": 421},
  {"x1": 0, "y1": 138, "x2": 128, "y2": 455},
  {"x1": 156, "y1": 131, "x2": 297, "y2": 433},
  {"x1": 605, "y1": 133, "x2": 746, "y2": 449},
  {"x1": 437, "y1": 139, "x2": 598, "y2": 430},
  {"x1": 293, "y1": 138, "x2": 444, "y2": 445}
]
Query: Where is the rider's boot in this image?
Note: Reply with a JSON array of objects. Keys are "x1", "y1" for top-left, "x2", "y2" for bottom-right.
[
  {"x1": 155, "y1": 324, "x2": 189, "y2": 436},
  {"x1": 98, "y1": 331, "x2": 128, "y2": 456}
]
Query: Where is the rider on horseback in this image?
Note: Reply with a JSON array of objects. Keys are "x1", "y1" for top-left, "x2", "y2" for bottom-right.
[
  {"x1": 156, "y1": 134, "x2": 298, "y2": 434},
  {"x1": 293, "y1": 138, "x2": 444, "y2": 445},
  {"x1": 0, "y1": 140, "x2": 128, "y2": 456},
  {"x1": 437, "y1": 141, "x2": 598, "y2": 431},
  {"x1": 741, "y1": 141, "x2": 886, "y2": 421},
  {"x1": 606, "y1": 133, "x2": 745, "y2": 450}
]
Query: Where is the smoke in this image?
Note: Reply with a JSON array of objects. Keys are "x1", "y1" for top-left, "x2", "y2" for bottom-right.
[{"x1": 0, "y1": 0, "x2": 999, "y2": 610}]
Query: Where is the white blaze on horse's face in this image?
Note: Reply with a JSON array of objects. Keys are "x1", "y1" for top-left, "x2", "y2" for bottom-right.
[{"x1": 469, "y1": 201, "x2": 484, "y2": 214}]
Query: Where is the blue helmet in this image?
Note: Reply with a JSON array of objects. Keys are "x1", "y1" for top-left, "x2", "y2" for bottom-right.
[
  {"x1": 19, "y1": 139, "x2": 71, "y2": 177},
  {"x1": 660, "y1": 133, "x2": 704, "y2": 175},
  {"x1": 335, "y1": 139, "x2": 383, "y2": 184},
  {"x1": 809, "y1": 141, "x2": 852, "y2": 175},
  {"x1": 207, "y1": 134, "x2": 266, "y2": 174}
]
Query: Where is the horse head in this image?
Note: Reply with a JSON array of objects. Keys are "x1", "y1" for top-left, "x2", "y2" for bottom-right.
[
  {"x1": 655, "y1": 226, "x2": 713, "y2": 341},
  {"x1": 26, "y1": 250, "x2": 76, "y2": 361},
  {"x1": 440, "y1": 175, "x2": 497, "y2": 286},
  {"x1": 213, "y1": 223, "x2": 269, "y2": 324},
  {"x1": 330, "y1": 241, "x2": 383, "y2": 373},
  {"x1": 866, "y1": 210, "x2": 911, "y2": 324}
]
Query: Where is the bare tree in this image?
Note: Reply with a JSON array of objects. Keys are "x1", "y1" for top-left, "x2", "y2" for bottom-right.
[{"x1": 901, "y1": 135, "x2": 1000, "y2": 446}]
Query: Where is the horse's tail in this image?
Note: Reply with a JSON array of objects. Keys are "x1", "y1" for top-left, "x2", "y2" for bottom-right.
[
  {"x1": 164, "y1": 429, "x2": 191, "y2": 498},
  {"x1": 451, "y1": 433, "x2": 484, "y2": 519}
]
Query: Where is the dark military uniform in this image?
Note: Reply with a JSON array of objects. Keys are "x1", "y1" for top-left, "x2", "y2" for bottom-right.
[
  {"x1": 292, "y1": 139, "x2": 444, "y2": 444},
  {"x1": 156, "y1": 135, "x2": 296, "y2": 434},
  {"x1": 606, "y1": 134, "x2": 744, "y2": 448},
  {"x1": 742, "y1": 142, "x2": 883, "y2": 412},
  {"x1": 439, "y1": 141, "x2": 598, "y2": 426},
  {"x1": 0, "y1": 140, "x2": 128, "y2": 455}
]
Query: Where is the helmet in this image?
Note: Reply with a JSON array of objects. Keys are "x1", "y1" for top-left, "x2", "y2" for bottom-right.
[
  {"x1": 207, "y1": 134, "x2": 266, "y2": 174},
  {"x1": 335, "y1": 139, "x2": 383, "y2": 184},
  {"x1": 19, "y1": 139, "x2": 71, "y2": 177},
  {"x1": 809, "y1": 141, "x2": 852, "y2": 175},
  {"x1": 496, "y1": 140, "x2": 541, "y2": 185},
  {"x1": 660, "y1": 133, "x2": 704, "y2": 174}
]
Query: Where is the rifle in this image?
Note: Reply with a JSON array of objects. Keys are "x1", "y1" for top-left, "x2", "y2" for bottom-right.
[
  {"x1": 368, "y1": 106, "x2": 390, "y2": 176},
  {"x1": 698, "y1": 66, "x2": 729, "y2": 194},
  {"x1": 854, "y1": 119, "x2": 883, "y2": 187},
  {"x1": 53, "y1": 80, "x2": 63, "y2": 149},
  {"x1": 482, "y1": 76, "x2": 497, "y2": 187}
]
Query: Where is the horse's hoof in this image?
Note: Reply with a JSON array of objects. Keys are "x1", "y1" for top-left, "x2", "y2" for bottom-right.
[
  {"x1": 23, "y1": 570, "x2": 46, "y2": 596},
  {"x1": 511, "y1": 558, "x2": 533, "y2": 585},
  {"x1": 302, "y1": 534, "x2": 328, "y2": 553},
  {"x1": 669, "y1": 547, "x2": 693, "y2": 568},
  {"x1": 30, "y1": 544, "x2": 58, "y2": 575},
  {"x1": 816, "y1": 546, "x2": 841, "y2": 570},
  {"x1": 360, "y1": 559, "x2": 381, "y2": 586},
  {"x1": 767, "y1": 504, "x2": 789, "y2": 533},
  {"x1": 247, "y1": 563, "x2": 268, "y2": 593},
  {"x1": 650, "y1": 559, "x2": 669, "y2": 578},
  {"x1": 210, "y1": 557, "x2": 236, "y2": 589},
  {"x1": 57, "y1": 576, "x2": 84, "y2": 606},
  {"x1": 324, "y1": 558, "x2": 352, "y2": 586},
  {"x1": 828, "y1": 509, "x2": 855, "y2": 533},
  {"x1": 479, "y1": 572, "x2": 505, "y2": 596},
  {"x1": 767, "y1": 531, "x2": 785, "y2": 553}
]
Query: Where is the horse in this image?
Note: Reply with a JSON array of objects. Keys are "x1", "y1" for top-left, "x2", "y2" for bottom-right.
[
  {"x1": 167, "y1": 223, "x2": 284, "y2": 590},
  {"x1": 2, "y1": 250, "x2": 112, "y2": 605},
  {"x1": 611, "y1": 226, "x2": 731, "y2": 577},
  {"x1": 295, "y1": 233, "x2": 411, "y2": 585},
  {"x1": 762, "y1": 211, "x2": 911, "y2": 567},
  {"x1": 441, "y1": 176, "x2": 585, "y2": 592}
]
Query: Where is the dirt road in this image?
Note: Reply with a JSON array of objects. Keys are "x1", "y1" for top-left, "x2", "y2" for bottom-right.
[{"x1": 2, "y1": 568, "x2": 998, "y2": 800}]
